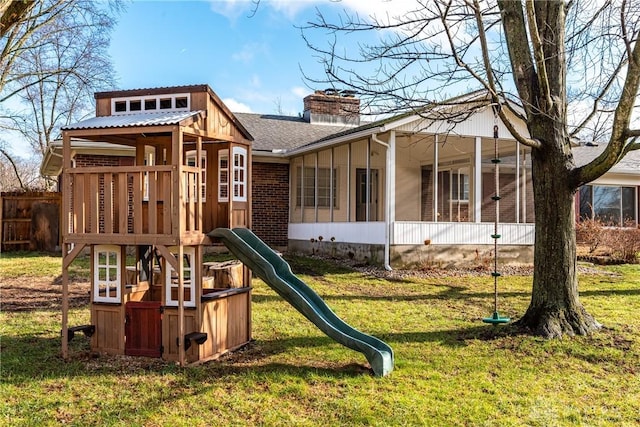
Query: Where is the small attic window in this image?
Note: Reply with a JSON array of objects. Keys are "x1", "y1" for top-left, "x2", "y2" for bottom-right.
[
  {"x1": 114, "y1": 101, "x2": 126, "y2": 112},
  {"x1": 130, "y1": 100, "x2": 142, "y2": 111},
  {"x1": 145, "y1": 99, "x2": 157, "y2": 110},
  {"x1": 175, "y1": 97, "x2": 188, "y2": 108},
  {"x1": 159, "y1": 98, "x2": 172, "y2": 109}
]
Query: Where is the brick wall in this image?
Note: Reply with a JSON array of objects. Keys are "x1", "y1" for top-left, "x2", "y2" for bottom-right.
[
  {"x1": 252, "y1": 162, "x2": 289, "y2": 247},
  {"x1": 74, "y1": 154, "x2": 133, "y2": 167}
]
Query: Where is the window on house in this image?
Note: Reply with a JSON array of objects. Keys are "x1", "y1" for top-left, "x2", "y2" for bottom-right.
[
  {"x1": 296, "y1": 167, "x2": 338, "y2": 208},
  {"x1": 94, "y1": 245, "x2": 121, "y2": 303},
  {"x1": 165, "y1": 247, "x2": 195, "y2": 307},
  {"x1": 186, "y1": 150, "x2": 206, "y2": 200},
  {"x1": 114, "y1": 101, "x2": 126, "y2": 113},
  {"x1": 232, "y1": 147, "x2": 247, "y2": 202},
  {"x1": 451, "y1": 170, "x2": 470, "y2": 201},
  {"x1": 579, "y1": 185, "x2": 637, "y2": 226},
  {"x1": 218, "y1": 149, "x2": 229, "y2": 202}
]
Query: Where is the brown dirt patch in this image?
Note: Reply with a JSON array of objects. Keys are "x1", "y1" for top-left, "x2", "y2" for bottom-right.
[{"x1": 1, "y1": 275, "x2": 90, "y2": 312}]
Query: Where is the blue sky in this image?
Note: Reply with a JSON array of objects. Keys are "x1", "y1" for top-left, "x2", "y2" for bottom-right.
[{"x1": 108, "y1": 0, "x2": 388, "y2": 116}]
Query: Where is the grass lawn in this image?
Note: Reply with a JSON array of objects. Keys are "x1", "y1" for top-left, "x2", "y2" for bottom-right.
[{"x1": 1, "y1": 252, "x2": 639, "y2": 426}]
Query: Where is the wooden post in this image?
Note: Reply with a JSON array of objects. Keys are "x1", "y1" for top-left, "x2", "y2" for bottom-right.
[
  {"x1": 177, "y1": 245, "x2": 185, "y2": 366},
  {"x1": 0, "y1": 194, "x2": 4, "y2": 253},
  {"x1": 61, "y1": 246, "x2": 69, "y2": 359},
  {"x1": 196, "y1": 136, "x2": 202, "y2": 233}
]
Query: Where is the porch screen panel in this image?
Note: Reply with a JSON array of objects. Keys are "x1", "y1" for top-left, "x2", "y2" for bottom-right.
[
  {"x1": 522, "y1": 154, "x2": 534, "y2": 223},
  {"x1": 332, "y1": 145, "x2": 349, "y2": 222},
  {"x1": 480, "y1": 139, "x2": 520, "y2": 223},
  {"x1": 290, "y1": 157, "x2": 303, "y2": 223},
  {"x1": 302, "y1": 154, "x2": 316, "y2": 223},
  {"x1": 316, "y1": 149, "x2": 333, "y2": 223},
  {"x1": 350, "y1": 140, "x2": 369, "y2": 222}
]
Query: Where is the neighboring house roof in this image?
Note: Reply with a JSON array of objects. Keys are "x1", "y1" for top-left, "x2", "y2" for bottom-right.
[
  {"x1": 573, "y1": 144, "x2": 640, "y2": 175},
  {"x1": 62, "y1": 110, "x2": 205, "y2": 130},
  {"x1": 233, "y1": 113, "x2": 352, "y2": 153}
]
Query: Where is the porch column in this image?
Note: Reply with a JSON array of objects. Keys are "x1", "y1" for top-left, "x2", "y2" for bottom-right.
[
  {"x1": 474, "y1": 136, "x2": 482, "y2": 223},
  {"x1": 330, "y1": 147, "x2": 334, "y2": 222},
  {"x1": 516, "y1": 141, "x2": 520, "y2": 223},
  {"x1": 388, "y1": 131, "x2": 396, "y2": 241},
  {"x1": 433, "y1": 134, "x2": 438, "y2": 222},
  {"x1": 366, "y1": 137, "x2": 371, "y2": 222},
  {"x1": 347, "y1": 143, "x2": 351, "y2": 221}
]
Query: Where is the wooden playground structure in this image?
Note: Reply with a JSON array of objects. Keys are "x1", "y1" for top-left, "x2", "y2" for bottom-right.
[{"x1": 60, "y1": 85, "x2": 254, "y2": 365}]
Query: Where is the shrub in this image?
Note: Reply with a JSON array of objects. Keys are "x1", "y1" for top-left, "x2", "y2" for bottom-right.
[
  {"x1": 603, "y1": 221, "x2": 640, "y2": 263},
  {"x1": 576, "y1": 218, "x2": 605, "y2": 253}
]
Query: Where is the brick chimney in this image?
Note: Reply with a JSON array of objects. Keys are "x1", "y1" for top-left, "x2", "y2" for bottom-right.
[{"x1": 303, "y1": 89, "x2": 360, "y2": 126}]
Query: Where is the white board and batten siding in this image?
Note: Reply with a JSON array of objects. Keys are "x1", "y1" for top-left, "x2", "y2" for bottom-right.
[
  {"x1": 393, "y1": 221, "x2": 535, "y2": 245},
  {"x1": 395, "y1": 108, "x2": 529, "y2": 140},
  {"x1": 289, "y1": 221, "x2": 535, "y2": 246}
]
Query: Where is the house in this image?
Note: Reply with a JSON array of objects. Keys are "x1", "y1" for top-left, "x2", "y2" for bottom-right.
[{"x1": 42, "y1": 85, "x2": 639, "y2": 271}]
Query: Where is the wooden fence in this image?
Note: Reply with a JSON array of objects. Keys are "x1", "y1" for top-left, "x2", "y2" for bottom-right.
[{"x1": 0, "y1": 192, "x2": 61, "y2": 252}]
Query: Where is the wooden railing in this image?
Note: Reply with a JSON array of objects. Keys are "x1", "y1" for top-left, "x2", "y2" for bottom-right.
[{"x1": 64, "y1": 166, "x2": 202, "y2": 243}]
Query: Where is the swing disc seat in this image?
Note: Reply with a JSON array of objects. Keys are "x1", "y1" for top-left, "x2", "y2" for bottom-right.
[{"x1": 482, "y1": 311, "x2": 510, "y2": 325}]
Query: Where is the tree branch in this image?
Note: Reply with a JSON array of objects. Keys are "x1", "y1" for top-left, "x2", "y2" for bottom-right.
[{"x1": 0, "y1": 147, "x2": 25, "y2": 190}]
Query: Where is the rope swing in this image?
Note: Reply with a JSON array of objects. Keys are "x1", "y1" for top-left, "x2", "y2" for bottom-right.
[{"x1": 482, "y1": 106, "x2": 510, "y2": 325}]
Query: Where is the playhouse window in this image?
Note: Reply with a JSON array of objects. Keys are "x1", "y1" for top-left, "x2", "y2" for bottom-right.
[
  {"x1": 94, "y1": 245, "x2": 121, "y2": 303},
  {"x1": 165, "y1": 247, "x2": 196, "y2": 307},
  {"x1": 114, "y1": 101, "x2": 126, "y2": 113},
  {"x1": 232, "y1": 147, "x2": 247, "y2": 202},
  {"x1": 186, "y1": 150, "x2": 206, "y2": 200},
  {"x1": 218, "y1": 150, "x2": 229, "y2": 202},
  {"x1": 145, "y1": 99, "x2": 157, "y2": 110},
  {"x1": 111, "y1": 94, "x2": 190, "y2": 115}
]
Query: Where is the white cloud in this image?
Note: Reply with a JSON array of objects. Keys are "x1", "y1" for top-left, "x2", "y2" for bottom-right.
[
  {"x1": 231, "y1": 42, "x2": 269, "y2": 64},
  {"x1": 291, "y1": 86, "x2": 308, "y2": 99},
  {"x1": 208, "y1": 0, "x2": 256, "y2": 22},
  {"x1": 223, "y1": 97, "x2": 253, "y2": 113}
]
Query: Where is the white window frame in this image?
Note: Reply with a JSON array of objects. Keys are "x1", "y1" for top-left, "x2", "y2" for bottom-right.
[
  {"x1": 164, "y1": 246, "x2": 196, "y2": 308},
  {"x1": 232, "y1": 146, "x2": 247, "y2": 202},
  {"x1": 93, "y1": 245, "x2": 121, "y2": 303},
  {"x1": 186, "y1": 150, "x2": 206, "y2": 201},
  {"x1": 110, "y1": 93, "x2": 190, "y2": 115},
  {"x1": 218, "y1": 149, "x2": 229, "y2": 202}
]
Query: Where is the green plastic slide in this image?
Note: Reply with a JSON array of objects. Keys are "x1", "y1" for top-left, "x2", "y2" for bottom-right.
[{"x1": 209, "y1": 228, "x2": 394, "y2": 377}]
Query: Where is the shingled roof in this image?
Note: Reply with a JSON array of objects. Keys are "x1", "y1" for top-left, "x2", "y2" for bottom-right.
[
  {"x1": 234, "y1": 113, "x2": 355, "y2": 153},
  {"x1": 573, "y1": 144, "x2": 640, "y2": 174}
]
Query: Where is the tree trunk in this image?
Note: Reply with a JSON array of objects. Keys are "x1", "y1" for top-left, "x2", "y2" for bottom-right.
[{"x1": 517, "y1": 140, "x2": 602, "y2": 338}]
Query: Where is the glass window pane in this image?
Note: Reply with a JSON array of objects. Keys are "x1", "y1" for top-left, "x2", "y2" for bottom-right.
[
  {"x1": 579, "y1": 186, "x2": 593, "y2": 220},
  {"x1": 145, "y1": 99, "x2": 157, "y2": 110},
  {"x1": 622, "y1": 187, "x2": 636, "y2": 225},
  {"x1": 108, "y1": 252, "x2": 117, "y2": 265},
  {"x1": 99, "y1": 269, "x2": 106, "y2": 281},
  {"x1": 593, "y1": 186, "x2": 621, "y2": 226}
]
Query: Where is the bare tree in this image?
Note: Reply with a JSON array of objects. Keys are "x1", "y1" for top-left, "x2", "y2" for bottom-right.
[
  {"x1": 1, "y1": 0, "x2": 122, "y2": 189},
  {"x1": 302, "y1": 0, "x2": 639, "y2": 337}
]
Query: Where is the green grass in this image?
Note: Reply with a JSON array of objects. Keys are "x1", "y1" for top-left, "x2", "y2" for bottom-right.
[{"x1": 1, "y1": 255, "x2": 639, "y2": 426}]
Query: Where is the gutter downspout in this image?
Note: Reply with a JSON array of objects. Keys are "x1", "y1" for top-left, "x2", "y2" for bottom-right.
[{"x1": 372, "y1": 132, "x2": 394, "y2": 271}]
